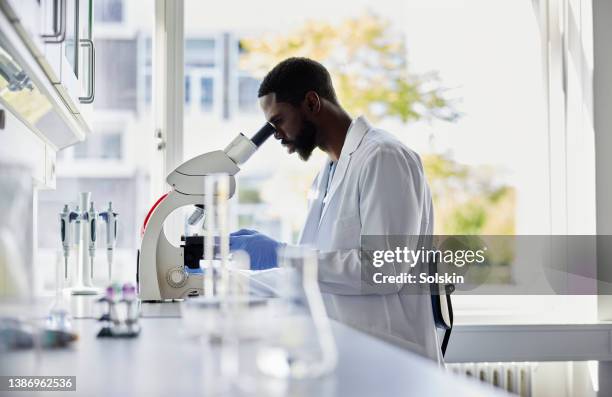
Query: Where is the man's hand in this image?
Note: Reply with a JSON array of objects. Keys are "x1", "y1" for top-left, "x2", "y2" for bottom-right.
[{"x1": 229, "y1": 229, "x2": 285, "y2": 270}]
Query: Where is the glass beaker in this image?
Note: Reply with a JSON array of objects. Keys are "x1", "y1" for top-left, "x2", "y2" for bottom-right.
[
  {"x1": 181, "y1": 173, "x2": 232, "y2": 344},
  {"x1": 256, "y1": 245, "x2": 338, "y2": 379}
]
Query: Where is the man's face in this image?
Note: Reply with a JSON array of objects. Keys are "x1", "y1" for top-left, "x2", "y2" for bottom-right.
[{"x1": 259, "y1": 93, "x2": 318, "y2": 161}]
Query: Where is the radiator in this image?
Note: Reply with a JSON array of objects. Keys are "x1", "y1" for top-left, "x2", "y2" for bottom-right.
[{"x1": 447, "y1": 362, "x2": 536, "y2": 397}]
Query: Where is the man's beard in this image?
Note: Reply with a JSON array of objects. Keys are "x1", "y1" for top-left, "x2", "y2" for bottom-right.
[{"x1": 293, "y1": 119, "x2": 318, "y2": 161}]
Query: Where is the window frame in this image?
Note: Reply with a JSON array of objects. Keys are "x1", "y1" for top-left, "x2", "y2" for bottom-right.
[{"x1": 152, "y1": 0, "x2": 184, "y2": 199}]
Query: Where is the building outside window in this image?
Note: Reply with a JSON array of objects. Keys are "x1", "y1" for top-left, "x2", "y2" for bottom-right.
[
  {"x1": 185, "y1": 75, "x2": 191, "y2": 104},
  {"x1": 184, "y1": 38, "x2": 218, "y2": 114},
  {"x1": 94, "y1": 0, "x2": 124, "y2": 23},
  {"x1": 94, "y1": 39, "x2": 138, "y2": 112},
  {"x1": 200, "y1": 77, "x2": 214, "y2": 110},
  {"x1": 237, "y1": 74, "x2": 260, "y2": 112},
  {"x1": 73, "y1": 132, "x2": 122, "y2": 160}
]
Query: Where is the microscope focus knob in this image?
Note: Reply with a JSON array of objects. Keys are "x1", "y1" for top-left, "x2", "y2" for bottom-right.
[{"x1": 166, "y1": 267, "x2": 188, "y2": 288}]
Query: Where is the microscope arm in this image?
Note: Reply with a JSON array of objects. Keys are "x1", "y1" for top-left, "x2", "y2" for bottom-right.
[
  {"x1": 166, "y1": 124, "x2": 274, "y2": 196},
  {"x1": 166, "y1": 151, "x2": 240, "y2": 196}
]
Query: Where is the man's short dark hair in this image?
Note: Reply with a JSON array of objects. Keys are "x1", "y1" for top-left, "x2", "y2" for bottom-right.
[{"x1": 258, "y1": 57, "x2": 339, "y2": 106}]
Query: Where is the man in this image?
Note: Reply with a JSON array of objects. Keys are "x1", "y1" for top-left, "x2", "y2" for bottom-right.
[{"x1": 230, "y1": 57, "x2": 440, "y2": 362}]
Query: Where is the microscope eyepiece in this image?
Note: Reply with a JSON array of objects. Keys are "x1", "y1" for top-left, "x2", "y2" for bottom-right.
[
  {"x1": 222, "y1": 122, "x2": 276, "y2": 166},
  {"x1": 250, "y1": 123, "x2": 276, "y2": 147}
]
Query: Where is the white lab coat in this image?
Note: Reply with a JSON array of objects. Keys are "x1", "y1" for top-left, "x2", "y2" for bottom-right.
[{"x1": 299, "y1": 116, "x2": 442, "y2": 363}]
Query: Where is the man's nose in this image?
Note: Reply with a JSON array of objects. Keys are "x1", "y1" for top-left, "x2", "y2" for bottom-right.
[{"x1": 274, "y1": 130, "x2": 285, "y2": 140}]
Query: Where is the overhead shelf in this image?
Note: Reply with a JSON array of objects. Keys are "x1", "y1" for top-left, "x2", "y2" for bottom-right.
[{"x1": 0, "y1": 0, "x2": 93, "y2": 151}]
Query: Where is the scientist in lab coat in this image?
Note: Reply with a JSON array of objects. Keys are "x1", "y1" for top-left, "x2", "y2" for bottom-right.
[{"x1": 229, "y1": 57, "x2": 441, "y2": 362}]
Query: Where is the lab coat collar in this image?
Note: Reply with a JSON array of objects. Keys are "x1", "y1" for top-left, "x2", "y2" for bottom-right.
[
  {"x1": 339, "y1": 116, "x2": 370, "y2": 158},
  {"x1": 317, "y1": 116, "x2": 370, "y2": 227}
]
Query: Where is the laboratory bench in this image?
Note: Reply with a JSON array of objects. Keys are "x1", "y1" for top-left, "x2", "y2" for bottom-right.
[{"x1": 0, "y1": 296, "x2": 507, "y2": 397}]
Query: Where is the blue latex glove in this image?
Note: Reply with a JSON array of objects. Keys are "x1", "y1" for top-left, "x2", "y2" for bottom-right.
[{"x1": 229, "y1": 229, "x2": 284, "y2": 270}]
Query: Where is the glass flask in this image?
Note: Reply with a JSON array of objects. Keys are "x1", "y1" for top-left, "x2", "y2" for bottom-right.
[{"x1": 256, "y1": 245, "x2": 338, "y2": 379}]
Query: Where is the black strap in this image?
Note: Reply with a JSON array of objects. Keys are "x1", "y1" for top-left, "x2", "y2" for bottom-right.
[
  {"x1": 440, "y1": 284, "x2": 454, "y2": 357},
  {"x1": 428, "y1": 253, "x2": 455, "y2": 357}
]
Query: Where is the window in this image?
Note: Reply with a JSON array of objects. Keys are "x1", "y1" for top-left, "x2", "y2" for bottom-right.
[
  {"x1": 200, "y1": 77, "x2": 214, "y2": 110},
  {"x1": 73, "y1": 132, "x2": 122, "y2": 160},
  {"x1": 183, "y1": 38, "x2": 219, "y2": 114},
  {"x1": 94, "y1": 39, "x2": 138, "y2": 111},
  {"x1": 236, "y1": 41, "x2": 260, "y2": 112},
  {"x1": 185, "y1": 76, "x2": 191, "y2": 104},
  {"x1": 144, "y1": 38, "x2": 152, "y2": 105},
  {"x1": 185, "y1": 39, "x2": 216, "y2": 68},
  {"x1": 94, "y1": 0, "x2": 124, "y2": 23},
  {"x1": 181, "y1": 0, "x2": 595, "y2": 323},
  {"x1": 183, "y1": 0, "x2": 550, "y2": 245},
  {"x1": 238, "y1": 75, "x2": 260, "y2": 112}
]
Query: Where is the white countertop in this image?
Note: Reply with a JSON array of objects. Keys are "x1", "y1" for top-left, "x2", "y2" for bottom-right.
[{"x1": 0, "y1": 297, "x2": 506, "y2": 397}]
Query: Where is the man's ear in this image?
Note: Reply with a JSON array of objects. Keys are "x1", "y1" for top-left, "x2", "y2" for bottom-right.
[{"x1": 303, "y1": 91, "x2": 321, "y2": 114}]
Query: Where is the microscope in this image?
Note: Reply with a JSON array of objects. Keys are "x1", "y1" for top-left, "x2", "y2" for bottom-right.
[{"x1": 137, "y1": 123, "x2": 275, "y2": 301}]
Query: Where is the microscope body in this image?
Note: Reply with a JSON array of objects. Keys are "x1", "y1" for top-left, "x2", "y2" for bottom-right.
[
  {"x1": 137, "y1": 125, "x2": 274, "y2": 302},
  {"x1": 138, "y1": 152, "x2": 237, "y2": 301}
]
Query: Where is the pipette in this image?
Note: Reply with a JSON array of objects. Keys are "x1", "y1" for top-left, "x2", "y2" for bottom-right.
[
  {"x1": 87, "y1": 201, "x2": 98, "y2": 279},
  {"x1": 59, "y1": 205, "x2": 71, "y2": 279},
  {"x1": 73, "y1": 205, "x2": 81, "y2": 246},
  {"x1": 100, "y1": 202, "x2": 118, "y2": 280}
]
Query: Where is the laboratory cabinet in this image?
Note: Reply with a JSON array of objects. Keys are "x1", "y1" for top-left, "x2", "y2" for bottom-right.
[
  {"x1": 0, "y1": 0, "x2": 95, "y2": 126},
  {"x1": 0, "y1": 0, "x2": 96, "y2": 189}
]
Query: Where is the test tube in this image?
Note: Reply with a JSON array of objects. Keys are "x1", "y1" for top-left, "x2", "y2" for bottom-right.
[
  {"x1": 201, "y1": 174, "x2": 230, "y2": 298},
  {"x1": 202, "y1": 176, "x2": 215, "y2": 298},
  {"x1": 216, "y1": 175, "x2": 230, "y2": 297}
]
